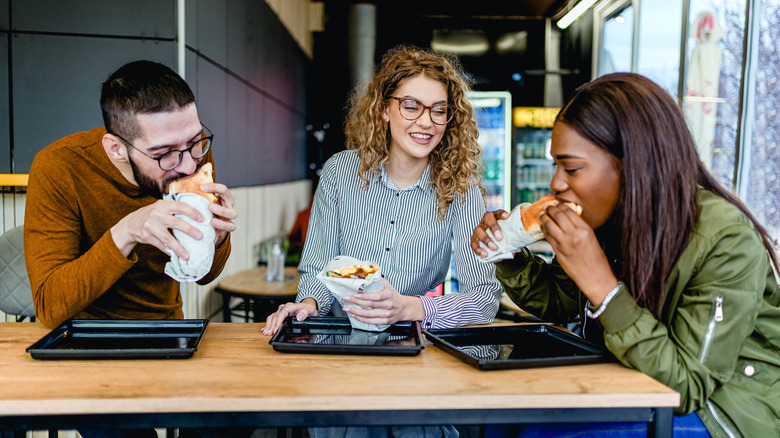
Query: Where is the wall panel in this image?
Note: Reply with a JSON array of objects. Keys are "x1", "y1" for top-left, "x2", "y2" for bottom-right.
[
  {"x1": 0, "y1": 0, "x2": 8, "y2": 29},
  {"x1": 11, "y1": 0, "x2": 174, "y2": 37},
  {"x1": 12, "y1": 35, "x2": 175, "y2": 173},
  {"x1": 226, "y1": 71, "x2": 251, "y2": 184},
  {"x1": 190, "y1": 0, "x2": 227, "y2": 66},
  {"x1": 186, "y1": 0, "x2": 307, "y2": 188}
]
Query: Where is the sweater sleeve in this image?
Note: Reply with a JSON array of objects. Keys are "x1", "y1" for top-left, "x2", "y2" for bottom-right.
[{"x1": 24, "y1": 150, "x2": 136, "y2": 328}]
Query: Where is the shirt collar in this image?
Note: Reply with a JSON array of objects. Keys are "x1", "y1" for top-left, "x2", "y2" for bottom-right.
[{"x1": 378, "y1": 162, "x2": 434, "y2": 193}]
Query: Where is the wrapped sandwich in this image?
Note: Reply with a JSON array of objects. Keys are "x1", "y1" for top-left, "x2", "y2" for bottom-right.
[
  {"x1": 317, "y1": 256, "x2": 389, "y2": 332},
  {"x1": 167, "y1": 162, "x2": 219, "y2": 203},
  {"x1": 478, "y1": 195, "x2": 582, "y2": 263},
  {"x1": 162, "y1": 163, "x2": 218, "y2": 282},
  {"x1": 326, "y1": 264, "x2": 379, "y2": 279}
]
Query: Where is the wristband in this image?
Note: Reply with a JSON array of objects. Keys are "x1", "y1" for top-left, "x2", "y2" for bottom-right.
[{"x1": 585, "y1": 281, "x2": 623, "y2": 319}]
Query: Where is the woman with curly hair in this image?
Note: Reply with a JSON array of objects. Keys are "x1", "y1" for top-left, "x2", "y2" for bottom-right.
[
  {"x1": 263, "y1": 44, "x2": 502, "y2": 343},
  {"x1": 472, "y1": 73, "x2": 780, "y2": 437}
]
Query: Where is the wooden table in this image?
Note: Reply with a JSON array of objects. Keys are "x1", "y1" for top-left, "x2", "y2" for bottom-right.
[
  {"x1": 0, "y1": 322, "x2": 679, "y2": 436},
  {"x1": 214, "y1": 266, "x2": 299, "y2": 322}
]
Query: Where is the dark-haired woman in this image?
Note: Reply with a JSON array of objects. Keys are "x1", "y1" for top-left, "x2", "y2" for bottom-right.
[{"x1": 472, "y1": 73, "x2": 779, "y2": 438}]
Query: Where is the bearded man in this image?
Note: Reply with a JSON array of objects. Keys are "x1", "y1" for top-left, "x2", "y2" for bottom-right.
[{"x1": 24, "y1": 60, "x2": 237, "y2": 328}]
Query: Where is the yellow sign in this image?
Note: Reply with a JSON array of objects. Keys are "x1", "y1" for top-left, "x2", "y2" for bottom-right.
[
  {"x1": 513, "y1": 107, "x2": 560, "y2": 128},
  {"x1": 0, "y1": 174, "x2": 29, "y2": 186}
]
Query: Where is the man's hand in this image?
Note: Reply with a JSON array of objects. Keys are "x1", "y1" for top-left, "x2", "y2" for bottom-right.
[
  {"x1": 202, "y1": 182, "x2": 237, "y2": 248},
  {"x1": 111, "y1": 199, "x2": 204, "y2": 259}
]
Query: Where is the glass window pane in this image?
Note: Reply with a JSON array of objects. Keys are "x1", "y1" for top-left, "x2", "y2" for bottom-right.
[
  {"x1": 636, "y1": 0, "x2": 683, "y2": 96},
  {"x1": 683, "y1": 0, "x2": 745, "y2": 188},
  {"x1": 600, "y1": 6, "x2": 633, "y2": 75},
  {"x1": 747, "y1": 0, "x2": 780, "y2": 244}
]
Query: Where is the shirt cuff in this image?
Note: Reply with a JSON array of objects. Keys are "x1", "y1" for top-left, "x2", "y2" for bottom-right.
[{"x1": 419, "y1": 295, "x2": 436, "y2": 329}]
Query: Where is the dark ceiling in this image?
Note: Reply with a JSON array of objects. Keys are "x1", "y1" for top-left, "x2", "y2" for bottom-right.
[
  {"x1": 308, "y1": 0, "x2": 589, "y2": 164},
  {"x1": 354, "y1": 0, "x2": 574, "y2": 19}
]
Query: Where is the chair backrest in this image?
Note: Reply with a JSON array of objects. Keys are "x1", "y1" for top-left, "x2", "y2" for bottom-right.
[{"x1": 0, "y1": 225, "x2": 36, "y2": 319}]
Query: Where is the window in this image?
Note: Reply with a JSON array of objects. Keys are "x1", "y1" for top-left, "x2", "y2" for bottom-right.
[
  {"x1": 600, "y1": 5, "x2": 634, "y2": 74},
  {"x1": 744, "y1": 0, "x2": 780, "y2": 244},
  {"x1": 595, "y1": 0, "x2": 779, "y2": 247}
]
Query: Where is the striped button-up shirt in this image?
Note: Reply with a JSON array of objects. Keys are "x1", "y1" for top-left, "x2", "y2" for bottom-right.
[{"x1": 297, "y1": 150, "x2": 502, "y2": 329}]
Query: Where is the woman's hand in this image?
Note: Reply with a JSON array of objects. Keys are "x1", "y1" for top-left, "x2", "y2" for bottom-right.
[
  {"x1": 341, "y1": 278, "x2": 425, "y2": 325},
  {"x1": 539, "y1": 204, "x2": 618, "y2": 306},
  {"x1": 470, "y1": 210, "x2": 510, "y2": 258},
  {"x1": 261, "y1": 298, "x2": 318, "y2": 336}
]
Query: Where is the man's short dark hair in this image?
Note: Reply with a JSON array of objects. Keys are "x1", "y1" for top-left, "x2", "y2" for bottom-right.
[{"x1": 100, "y1": 60, "x2": 195, "y2": 141}]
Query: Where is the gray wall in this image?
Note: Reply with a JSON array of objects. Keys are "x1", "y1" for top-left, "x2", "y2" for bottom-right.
[{"x1": 0, "y1": 0, "x2": 307, "y2": 187}]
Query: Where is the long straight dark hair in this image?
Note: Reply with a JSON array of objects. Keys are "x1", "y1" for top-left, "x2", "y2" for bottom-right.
[{"x1": 557, "y1": 73, "x2": 778, "y2": 315}]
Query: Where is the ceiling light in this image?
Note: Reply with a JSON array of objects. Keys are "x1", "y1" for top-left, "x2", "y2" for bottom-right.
[
  {"x1": 431, "y1": 30, "x2": 490, "y2": 56},
  {"x1": 557, "y1": 0, "x2": 599, "y2": 29}
]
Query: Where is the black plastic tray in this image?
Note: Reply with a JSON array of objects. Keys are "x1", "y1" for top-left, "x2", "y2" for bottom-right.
[
  {"x1": 423, "y1": 324, "x2": 611, "y2": 370},
  {"x1": 270, "y1": 317, "x2": 423, "y2": 356},
  {"x1": 26, "y1": 319, "x2": 209, "y2": 360}
]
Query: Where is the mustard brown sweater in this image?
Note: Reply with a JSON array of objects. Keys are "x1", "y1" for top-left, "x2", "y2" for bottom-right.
[{"x1": 24, "y1": 128, "x2": 231, "y2": 328}]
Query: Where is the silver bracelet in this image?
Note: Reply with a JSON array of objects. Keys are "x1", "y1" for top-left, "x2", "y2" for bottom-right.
[{"x1": 585, "y1": 281, "x2": 623, "y2": 319}]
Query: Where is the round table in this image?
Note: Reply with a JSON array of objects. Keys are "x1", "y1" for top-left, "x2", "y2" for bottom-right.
[{"x1": 214, "y1": 266, "x2": 299, "y2": 322}]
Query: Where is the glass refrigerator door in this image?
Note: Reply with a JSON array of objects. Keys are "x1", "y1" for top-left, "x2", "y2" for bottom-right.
[{"x1": 467, "y1": 91, "x2": 512, "y2": 212}]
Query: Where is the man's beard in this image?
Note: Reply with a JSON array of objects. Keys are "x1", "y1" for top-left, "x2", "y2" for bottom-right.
[{"x1": 128, "y1": 155, "x2": 176, "y2": 199}]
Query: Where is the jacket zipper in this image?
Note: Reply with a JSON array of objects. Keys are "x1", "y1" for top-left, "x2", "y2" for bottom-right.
[
  {"x1": 706, "y1": 400, "x2": 736, "y2": 438},
  {"x1": 698, "y1": 296, "x2": 723, "y2": 363},
  {"x1": 700, "y1": 297, "x2": 734, "y2": 437}
]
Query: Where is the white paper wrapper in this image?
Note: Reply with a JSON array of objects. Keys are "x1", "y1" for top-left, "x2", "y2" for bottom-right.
[
  {"x1": 478, "y1": 202, "x2": 545, "y2": 263},
  {"x1": 163, "y1": 193, "x2": 216, "y2": 282},
  {"x1": 316, "y1": 255, "x2": 389, "y2": 332}
]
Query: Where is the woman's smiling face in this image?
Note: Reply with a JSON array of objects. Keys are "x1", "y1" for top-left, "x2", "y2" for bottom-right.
[
  {"x1": 383, "y1": 74, "x2": 448, "y2": 163},
  {"x1": 549, "y1": 121, "x2": 623, "y2": 230}
]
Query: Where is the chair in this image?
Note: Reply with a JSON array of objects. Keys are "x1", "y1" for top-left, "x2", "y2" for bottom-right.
[{"x1": 0, "y1": 225, "x2": 36, "y2": 322}]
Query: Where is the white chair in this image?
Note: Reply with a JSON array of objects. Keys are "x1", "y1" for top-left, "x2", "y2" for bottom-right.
[{"x1": 0, "y1": 225, "x2": 36, "y2": 322}]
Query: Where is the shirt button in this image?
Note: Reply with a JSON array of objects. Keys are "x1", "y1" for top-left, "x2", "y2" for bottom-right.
[
  {"x1": 390, "y1": 221, "x2": 395, "y2": 225},
  {"x1": 744, "y1": 364, "x2": 755, "y2": 377},
  {"x1": 395, "y1": 193, "x2": 399, "y2": 197},
  {"x1": 385, "y1": 248, "x2": 390, "y2": 251}
]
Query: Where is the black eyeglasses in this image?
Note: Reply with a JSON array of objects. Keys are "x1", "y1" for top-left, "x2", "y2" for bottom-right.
[
  {"x1": 114, "y1": 124, "x2": 213, "y2": 171},
  {"x1": 386, "y1": 96, "x2": 455, "y2": 125}
]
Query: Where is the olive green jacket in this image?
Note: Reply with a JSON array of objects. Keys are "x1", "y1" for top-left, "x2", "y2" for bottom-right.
[{"x1": 495, "y1": 190, "x2": 780, "y2": 437}]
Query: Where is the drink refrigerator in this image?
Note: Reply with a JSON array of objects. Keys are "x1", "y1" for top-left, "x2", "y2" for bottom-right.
[
  {"x1": 437, "y1": 92, "x2": 511, "y2": 295},
  {"x1": 467, "y1": 91, "x2": 512, "y2": 212},
  {"x1": 512, "y1": 107, "x2": 558, "y2": 206}
]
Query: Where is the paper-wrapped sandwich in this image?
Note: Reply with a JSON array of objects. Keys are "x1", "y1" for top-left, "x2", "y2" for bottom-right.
[
  {"x1": 478, "y1": 195, "x2": 582, "y2": 263},
  {"x1": 163, "y1": 163, "x2": 218, "y2": 282},
  {"x1": 326, "y1": 264, "x2": 379, "y2": 279},
  {"x1": 317, "y1": 256, "x2": 389, "y2": 332},
  {"x1": 167, "y1": 162, "x2": 219, "y2": 203}
]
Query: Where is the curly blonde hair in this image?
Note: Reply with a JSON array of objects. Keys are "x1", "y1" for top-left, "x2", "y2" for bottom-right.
[{"x1": 345, "y1": 45, "x2": 485, "y2": 220}]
